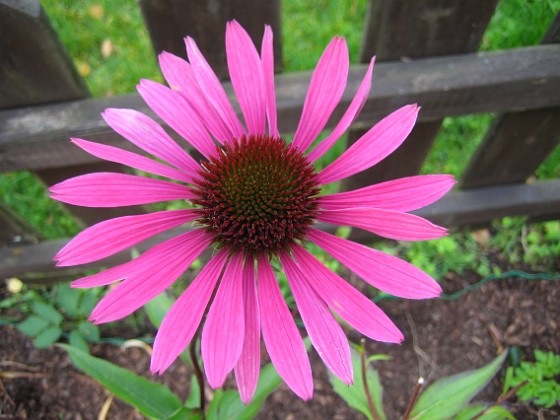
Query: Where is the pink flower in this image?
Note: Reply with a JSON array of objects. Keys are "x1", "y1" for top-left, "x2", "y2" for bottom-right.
[{"x1": 50, "y1": 21, "x2": 454, "y2": 402}]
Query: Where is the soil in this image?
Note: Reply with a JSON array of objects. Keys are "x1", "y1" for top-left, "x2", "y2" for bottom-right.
[{"x1": 1, "y1": 262, "x2": 559, "y2": 419}]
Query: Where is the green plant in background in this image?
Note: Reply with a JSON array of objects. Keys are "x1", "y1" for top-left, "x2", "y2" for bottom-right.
[
  {"x1": 12, "y1": 282, "x2": 102, "y2": 351},
  {"x1": 503, "y1": 350, "x2": 560, "y2": 409},
  {"x1": 329, "y1": 344, "x2": 512, "y2": 419}
]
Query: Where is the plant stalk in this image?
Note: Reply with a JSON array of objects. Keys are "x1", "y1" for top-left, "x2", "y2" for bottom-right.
[
  {"x1": 360, "y1": 340, "x2": 380, "y2": 420},
  {"x1": 470, "y1": 380, "x2": 528, "y2": 420},
  {"x1": 402, "y1": 377, "x2": 424, "y2": 420},
  {"x1": 190, "y1": 329, "x2": 205, "y2": 418}
]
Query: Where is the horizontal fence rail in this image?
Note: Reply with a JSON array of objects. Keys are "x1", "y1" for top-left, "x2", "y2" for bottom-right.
[
  {"x1": 1, "y1": 45, "x2": 559, "y2": 172},
  {"x1": 3, "y1": 178, "x2": 559, "y2": 280}
]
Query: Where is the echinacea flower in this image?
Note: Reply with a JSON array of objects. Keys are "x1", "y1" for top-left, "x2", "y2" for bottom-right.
[{"x1": 50, "y1": 21, "x2": 455, "y2": 402}]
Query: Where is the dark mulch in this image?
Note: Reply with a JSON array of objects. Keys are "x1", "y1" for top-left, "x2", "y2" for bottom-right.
[{"x1": 1, "y1": 266, "x2": 559, "y2": 419}]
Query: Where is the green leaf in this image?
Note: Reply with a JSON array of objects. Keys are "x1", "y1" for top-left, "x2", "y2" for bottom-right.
[
  {"x1": 34, "y1": 326, "x2": 62, "y2": 348},
  {"x1": 144, "y1": 291, "x2": 174, "y2": 329},
  {"x1": 329, "y1": 348, "x2": 386, "y2": 420},
  {"x1": 185, "y1": 375, "x2": 201, "y2": 409},
  {"x1": 17, "y1": 315, "x2": 50, "y2": 337},
  {"x1": 78, "y1": 321, "x2": 100, "y2": 343},
  {"x1": 60, "y1": 344, "x2": 182, "y2": 419},
  {"x1": 409, "y1": 351, "x2": 507, "y2": 420},
  {"x1": 455, "y1": 404, "x2": 515, "y2": 420},
  {"x1": 78, "y1": 290, "x2": 98, "y2": 316},
  {"x1": 32, "y1": 301, "x2": 63, "y2": 325},
  {"x1": 68, "y1": 330, "x2": 90, "y2": 353},
  {"x1": 55, "y1": 283, "x2": 80, "y2": 317},
  {"x1": 207, "y1": 363, "x2": 283, "y2": 420},
  {"x1": 143, "y1": 292, "x2": 192, "y2": 366},
  {"x1": 167, "y1": 407, "x2": 201, "y2": 420}
]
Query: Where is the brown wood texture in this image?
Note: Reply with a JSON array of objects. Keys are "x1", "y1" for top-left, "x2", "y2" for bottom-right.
[
  {"x1": 2, "y1": 45, "x2": 559, "y2": 172},
  {"x1": 3, "y1": 179, "x2": 559, "y2": 279},
  {"x1": 361, "y1": 0, "x2": 498, "y2": 60},
  {"x1": 0, "y1": 1, "x2": 89, "y2": 109},
  {"x1": 138, "y1": 0, "x2": 282, "y2": 78},
  {"x1": 0, "y1": 202, "x2": 41, "y2": 246},
  {"x1": 461, "y1": 109, "x2": 560, "y2": 188},
  {"x1": 461, "y1": 12, "x2": 560, "y2": 189},
  {"x1": 344, "y1": 0, "x2": 499, "y2": 189}
]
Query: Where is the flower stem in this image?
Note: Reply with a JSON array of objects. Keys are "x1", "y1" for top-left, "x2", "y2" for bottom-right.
[
  {"x1": 190, "y1": 329, "x2": 205, "y2": 417},
  {"x1": 470, "y1": 380, "x2": 528, "y2": 420},
  {"x1": 402, "y1": 377, "x2": 424, "y2": 420},
  {"x1": 360, "y1": 339, "x2": 380, "y2": 420}
]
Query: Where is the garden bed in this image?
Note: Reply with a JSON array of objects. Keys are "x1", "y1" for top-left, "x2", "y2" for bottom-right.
[{"x1": 1, "y1": 262, "x2": 559, "y2": 419}]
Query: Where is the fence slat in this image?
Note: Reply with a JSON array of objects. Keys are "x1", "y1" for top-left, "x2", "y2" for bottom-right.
[
  {"x1": 2, "y1": 45, "x2": 559, "y2": 173},
  {"x1": 0, "y1": 2, "x2": 146, "y2": 226},
  {"x1": 138, "y1": 0, "x2": 282, "y2": 79},
  {"x1": 0, "y1": 1, "x2": 88, "y2": 109},
  {"x1": 343, "y1": 0, "x2": 498, "y2": 188},
  {"x1": 461, "y1": 12, "x2": 560, "y2": 189},
  {"x1": 0, "y1": 203, "x2": 41, "y2": 246}
]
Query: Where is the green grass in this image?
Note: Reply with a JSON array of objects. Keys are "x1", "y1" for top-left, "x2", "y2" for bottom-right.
[{"x1": 1, "y1": 0, "x2": 559, "y2": 274}]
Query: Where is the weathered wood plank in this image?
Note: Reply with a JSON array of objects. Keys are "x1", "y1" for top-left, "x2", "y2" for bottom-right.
[
  {"x1": 461, "y1": 12, "x2": 560, "y2": 189},
  {"x1": 138, "y1": 0, "x2": 282, "y2": 78},
  {"x1": 361, "y1": 0, "x2": 498, "y2": 60},
  {"x1": 2, "y1": 45, "x2": 559, "y2": 172},
  {"x1": 461, "y1": 109, "x2": 560, "y2": 188},
  {"x1": 0, "y1": 202, "x2": 41, "y2": 246},
  {"x1": 3, "y1": 179, "x2": 559, "y2": 279},
  {"x1": 0, "y1": 1, "x2": 89, "y2": 108},
  {"x1": 344, "y1": 0, "x2": 498, "y2": 188}
]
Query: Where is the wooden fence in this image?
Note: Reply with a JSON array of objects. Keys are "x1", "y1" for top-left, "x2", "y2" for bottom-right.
[{"x1": 1, "y1": 0, "x2": 559, "y2": 282}]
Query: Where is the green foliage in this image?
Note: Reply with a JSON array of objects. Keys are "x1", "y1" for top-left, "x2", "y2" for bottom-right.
[
  {"x1": 481, "y1": 0, "x2": 560, "y2": 51},
  {"x1": 409, "y1": 352, "x2": 508, "y2": 420},
  {"x1": 328, "y1": 346, "x2": 388, "y2": 420},
  {"x1": 62, "y1": 342, "x2": 283, "y2": 420},
  {"x1": 377, "y1": 233, "x2": 492, "y2": 280},
  {"x1": 503, "y1": 350, "x2": 560, "y2": 408},
  {"x1": 206, "y1": 364, "x2": 283, "y2": 420},
  {"x1": 454, "y1": 404, "x2": 515, "y2": 420},
  {"x1": 11, "y1": 283, "x2": 102, "y2": 351},
  {"x1": 61, "y1": 344, "x2": 187, "y2": 419}
]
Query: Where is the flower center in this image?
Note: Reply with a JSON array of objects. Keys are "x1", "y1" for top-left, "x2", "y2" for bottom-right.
[{"x1": 192, "y1": 135, "x2": 320, "y2": 254}]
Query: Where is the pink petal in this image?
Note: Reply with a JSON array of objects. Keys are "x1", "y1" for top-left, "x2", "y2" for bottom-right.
[
  {"x1": 280, "y1": 252, "x2": 353, "y2": 385},
  {"x1": 158, "y1": 52, "x2": 232, "y2": 144},
  {"x1": 257, "y1": 254, "x2": 313, "y2": 400},
  {"x1": 56, "y1": 210, "x2": 197, "y2": 266},
  {"x1": 202, "y1": 252, "x2": 245, "y2": 388},
  {"x1": 307, "y1": 228, "x2": 442, "y2": 299},
  {"x1": 234, "y1": 257, "x2": 261, "y2": 403},
  {"x1": 151, "y1": 248, "x2": 229, "y2": 374},
  {"x1": 261, "y1": 25, "x2": 278, "y2": 138},
  {"x1": 137, "y1": 79, "x2": 216, "y2": 159},
  {"x1": 71, "y1": 261, "x2": 131, "y2": 288},
  {"x1": 89, "y1": 229, "x2": 213, "y2": 323},
  {"x1": 318, "y1": 104, "x2": 419, "y2": 185},
  {"x1": 158, "y1": 51, "x2": 191, "y2": 91},
  {"x1": 49, "y1": 172, "x2": 195, "y2": 207},
  {"x1": 307, "y1": 58, "x2": 375, "y2": 163},
  {"x1": 292, "y1": 37, "x2": 349, "y2": 153},
  {"x1": 71, "y1": 138, "x2": 194, "y2": 184},
  {"x1": 185, "y1": 36, "x2": 246, "y2": 139},
  {"x1": 318, "y1": 208, "x2": 447, "y2": 241},
  {"x1": 319, "y1": 174, "x2": 456, "y2": 212},
  {"x1": 226, "y1": 20, "x2": 266, "y2": 135},
  {"x1": 102, "y1": 108, "x2": 199, "y2": 174},
  {"x1": 291, "y1": 243, "x2": 403, "y2": 343}
]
